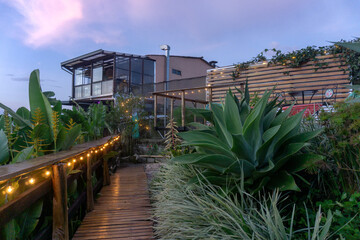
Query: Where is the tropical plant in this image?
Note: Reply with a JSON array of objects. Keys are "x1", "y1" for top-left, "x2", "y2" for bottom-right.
[
  {"x1": 172, "y1": 85, "x2": 323, "y2": 193},
  {"x1": 151, "y1": 163, "x2": 334, "y2": 240}
]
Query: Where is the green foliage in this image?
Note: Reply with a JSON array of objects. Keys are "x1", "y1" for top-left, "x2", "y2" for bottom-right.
[
  {"x1": 318, "y1": 102, "x2": 360, "y2": 193},
  {"x1": 317, "y1": 192, "x2": 360, "y2": 239},
  {"x1": 173, "y1": 87, "x2": 322, "y2": 193},
  {"x1": 151, "y1": 163, "x2": 334, "y2": 240},
  {"x1": 0, "y1": 130, "x2": 9, "y2": 164}
]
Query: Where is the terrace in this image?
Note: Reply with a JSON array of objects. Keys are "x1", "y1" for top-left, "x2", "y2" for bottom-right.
[{"x1": 1, "y1": 41, "x2": 360, "y2": 240}]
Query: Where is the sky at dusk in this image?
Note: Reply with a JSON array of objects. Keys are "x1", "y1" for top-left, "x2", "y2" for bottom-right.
[{"x1": 0, "y1": 0, "x2": 359, "y2": 110}]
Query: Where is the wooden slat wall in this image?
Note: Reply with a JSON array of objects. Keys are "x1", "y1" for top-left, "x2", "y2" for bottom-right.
[{"x1": 207, "y1": 54, "x2": 350, "y2": 104}]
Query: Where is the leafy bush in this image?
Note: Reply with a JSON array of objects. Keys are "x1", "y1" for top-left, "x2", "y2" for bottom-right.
[
  {"x1": 151, "y1": 163, "x2": 334, "y2": 240},
  {"x1": 172, "y1": 87, "x2": 322, "y2": 193},
  {"x1": 316, "y1": 102, "x2": 360, "y2": 194}
]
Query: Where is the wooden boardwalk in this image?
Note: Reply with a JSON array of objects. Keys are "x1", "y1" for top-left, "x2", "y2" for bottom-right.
[{"x1": 73, "y1": 165, "x2": 154, "y2": 240}]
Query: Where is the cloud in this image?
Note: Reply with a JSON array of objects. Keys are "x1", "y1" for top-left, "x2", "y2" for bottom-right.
[{"x1": 6, "y1": 0, "x2": 83, "y2": 47}]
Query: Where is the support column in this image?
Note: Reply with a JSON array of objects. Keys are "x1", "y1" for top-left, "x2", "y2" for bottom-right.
[
  {"x1": 181, "y1": 91, "x2": 185, "y2": 127},
  {"x1": 52, "y1": 163, "x2": 69, "y2": 240},
  {"x1": 87, "y1": 154, "x2": 94, "y2": 212},
  {"x1": 154, "y1": 95, "x2": 157, "y2": 128},
  {"x1": 170, "y1": 98, "x2": 174, "y2": 121}
]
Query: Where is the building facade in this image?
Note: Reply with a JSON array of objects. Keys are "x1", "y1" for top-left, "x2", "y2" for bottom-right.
[{"x1": 61, "y1": 50, "x2": 155, "y2": 102}]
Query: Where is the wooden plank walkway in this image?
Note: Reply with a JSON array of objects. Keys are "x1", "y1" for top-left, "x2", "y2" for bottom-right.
[{"x1": 73, "y1": 165, "x2": 154, "y2": 240}]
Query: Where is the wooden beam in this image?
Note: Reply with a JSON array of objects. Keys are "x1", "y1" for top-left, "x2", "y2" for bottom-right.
[
  {"x1": 181, "y1": 90, "x2": 185, "y2": 127},
  {"x1": 193, "y1": 102, "x2": 197, "y2": 122},
  {"x1": 0, "y1": 179, "x2": 51, "y2": 227},
  {"x1": 0, "y1": 136, "x2": 113, "y2": 182},
  {"x1": 52, "y1": 163, "x2": 69, "y2": 240},
  {"x1": 103, "y1": 149, "x2": 110, "y2": 186},
  {"x1": 170, "y1": 98, "x2": 174, "y2": 120},
  {"x1": 86, "y1": 155, "x2": 94, "y2": 212},
  {"x1": 154, "y1": 92, "x2": 208, "y2": 105}
]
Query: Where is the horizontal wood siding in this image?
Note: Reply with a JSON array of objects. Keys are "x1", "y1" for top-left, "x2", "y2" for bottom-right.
[{"x1": 207, "y1": 54, "x2": 350, "y2": 104}]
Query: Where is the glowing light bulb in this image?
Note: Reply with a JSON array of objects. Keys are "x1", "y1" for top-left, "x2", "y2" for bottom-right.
[
  {"x1": 29, "y1": 178, "x2": 35, "y2": 184},
  {"x1": 73, "y1": 159, "x2": 76, "y2": 163},
  {"x1": 292, "y1": 56, "x2": 296, "y2": 59},
  {"x1": 95, "y1": 150, "x2": 98, "y2": 153},
  {"x1": 91, "y1": 151, "x2": 94, "y2": 153},
  {"x1": 45, "y1": 171, "x2": 51, "y2": 176},
  {"x1": 80, "y1": 157, "x2": 84, "y2": 160},
  {"x1": 6, "y1": 186, "x2": 13, "y2": 194},
  {"x1": 67, "y1": 162, "x2": 71, "y2": 167}
]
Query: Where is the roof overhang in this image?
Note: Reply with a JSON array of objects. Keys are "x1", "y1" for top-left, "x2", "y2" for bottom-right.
[{"x1": 61, "y1": 49, "x2": 154, "y2": 72}]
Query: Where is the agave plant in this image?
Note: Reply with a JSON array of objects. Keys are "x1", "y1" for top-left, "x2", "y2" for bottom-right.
[{"x1": 172, "y1": 86, "x2": 323, "y2": 192}]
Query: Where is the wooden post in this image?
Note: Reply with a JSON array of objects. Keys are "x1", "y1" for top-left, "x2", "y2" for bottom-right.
[
  {"x1": 209, "y1": 87, "x2": 213, "y2": 110},
  {"x1": 87, "y1": 154, "x2": 94, "y2": 212},
  {"x1": 204, "y1": 104, "x2": 207, "y2": 125},
  {"x1": 154, "y1": 95, "x2": 157, "y2": 128},
  {"x1": 170, "y1": 98, "x2": 174, "y2": 120},
  {"x1": 181, "y1": 90, "x2": 185, "y2": 127},
  {"x1": 52, "y1": 163, "x2": 69, "y2": 240},
  {"x1": 194, "y1": 102, "x2": 197, "y2": 122},
  {"x1": 103, "y1": 148, "x2": 110, "y2": 186}
]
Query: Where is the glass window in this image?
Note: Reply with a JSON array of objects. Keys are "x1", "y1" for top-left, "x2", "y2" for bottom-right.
[
  {"x1": 93, "y1": 66, "x2": 103, "y2": 82},
  {"x1": 75, "y1": 86, "x2": 82, "y2": 98},
  {"x1": 143, "y1": 60, "x2": 155, "y2": 84},
  {"x1": 75, "y1": 69, "x2": 82, "y2": 86},
  {"x1": 83, "y1": 68, "x2": 91, "y2": 84},
  {"x1": 102, "y1": 81, "x2": 113, "y2": 95},
  {"x1": 83, "y1": 85, "x2": 90, "y2": 97},
  {"x1": 116, "y1": 57, "x2": 130, "y2": 81},
  {"x1": 172, "y1": 69, "x2": 182, "y2": 76},
  {"x1": 131, "y1": 58, "x2": 143, "y2": 85},
  {"x1": 103, "y1": 66, "x2": 113, "y2": 81},
  {"x1": 92, "y1": 82, "x2": 101, "y2": 96}
]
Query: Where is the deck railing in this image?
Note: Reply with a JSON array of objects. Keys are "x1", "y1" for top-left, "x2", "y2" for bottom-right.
[{"x1": 0, "y1": 135, "x2": 120, "y2": 240}]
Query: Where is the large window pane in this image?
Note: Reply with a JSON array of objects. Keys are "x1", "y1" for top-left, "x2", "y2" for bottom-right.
[
  {"x1": 93, "y1": 66, "x2": 103, "y2": 82},
  {"x1": 75, "y1": 86, "x2": 82, "y2": 98},
  {"x1": 92, "y1": 82, "x2": 101, "y2": 96},
  {"x1": 103, "y1": 66, "x2": 113, "y2": 81},
  {"x1": 131, "y1": 58, "x2": 142, "y2": 85},
  {"x1": 102, "y1": 81, "x2": 113, "y2": 95},
  {"x1": 116, "y1": 57, "x2": 130, "y2": 82},
  {"x1": 83, "y1": 85, "x2": 90, "y2": 97},
  {"x1": 83, "y1": 68, "x2": 91, "y2": 84},
  {"x1": 75, "y1": 69, "x2": 82, "y2": 86}
]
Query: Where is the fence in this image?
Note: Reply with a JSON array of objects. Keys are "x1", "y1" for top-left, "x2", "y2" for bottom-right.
[
  {"x1": 207, "y1": 54, "x2": 350, "y2": 104},
  {"x1": 0, "y1": 136, "x2": 120, "y2": 240}
]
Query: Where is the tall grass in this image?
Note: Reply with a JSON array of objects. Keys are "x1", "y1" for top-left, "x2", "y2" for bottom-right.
[{"x1": 151, "y1": 163, "x2": 333, "y2": 240}]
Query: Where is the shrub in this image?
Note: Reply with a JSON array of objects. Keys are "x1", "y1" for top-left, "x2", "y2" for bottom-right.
[
  {"x1": 151, "y1": 163, "x2": 333, "y2": 240},
  {"x1": 172, "y1": 88, "x2": 322, "y2": 193}
]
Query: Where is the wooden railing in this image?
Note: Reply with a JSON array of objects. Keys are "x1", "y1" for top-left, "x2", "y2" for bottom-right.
[{"x1": 0, "y1": 135, "x2": 120, "y2": 240}]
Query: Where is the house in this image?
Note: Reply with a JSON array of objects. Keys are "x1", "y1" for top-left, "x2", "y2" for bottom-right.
[
  {"x1": 61, "y1": 49, "x2": 155, "y2": 103},
  {"x1": 146, "y1": 55, "x2": 216, "y2": 91}
]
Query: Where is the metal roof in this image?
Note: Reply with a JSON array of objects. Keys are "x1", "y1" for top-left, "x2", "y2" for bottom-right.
[{"x1": 61, "y1": 49, "x2": 153, "y2": 71}]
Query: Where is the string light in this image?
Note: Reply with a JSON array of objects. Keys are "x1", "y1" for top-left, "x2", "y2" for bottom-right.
[
  {"x1": 80, "y1": 156, "x2": 84, "y2": 160},
  {"x1": 292, "y1": 56, "x2": 296, "y2": 59},
  {"x1": 29, "y1": 178, "x2": 35, "y2": 185},
  {"x1": 87, "y1": 153, "x2": 90, "y2": 157},
  {"x1": 95, "y1": 150, "x2": 98, "y2": 153},
  {"x1": 6, "y1": 186, "x2": 13, "y2": 194},
  {"x1": 67, "y1": 162, "x2": 71, "y2": 167},
  {"x1": 73, "y1": 159, "x2": 76, "y2": 163},
  {"x1": 45, "y1": 171, "x2": 51, "y2": 176}
]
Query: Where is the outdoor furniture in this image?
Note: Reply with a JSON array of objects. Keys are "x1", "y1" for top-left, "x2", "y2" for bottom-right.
[{"x1": 288, "y1": 90, "x2": 318, "y2": 104}]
